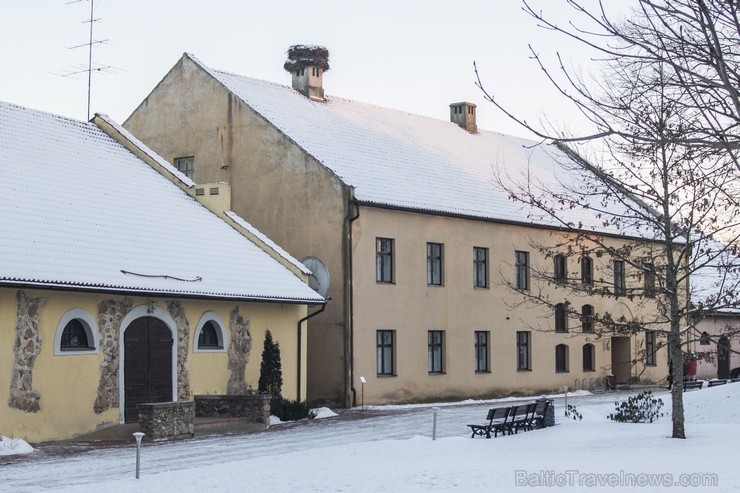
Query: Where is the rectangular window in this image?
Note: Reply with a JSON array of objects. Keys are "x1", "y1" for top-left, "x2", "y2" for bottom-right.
[
  {"x1": 174, "y1": 156, "x2": 195, "y2": 179},
  {"x1": 473, "y1": 247, "x2": 489, "y2": 288},
  {"x1": 645, "y1": 331, "x2": 656, "y2": 366},
  {"x1": 516, "y1": 331, "x2": 531, "y2": 370},
  {"x1": 427, "y1": 243, "x2": 444, "y2": 286},
  {"x1": 474, "y1": 331, "x2": 490, "y2": 372},
  {"x1": 515, "y1": 251, "x2": 530, "y2": 290},
  {"x1": 614, "y1": 260, "x2": 626, "y2": 296},
  {"x1": 376, "y1": 330, "x2": 395, "y2": 375},
  {"x1": 428, "y1": 330, "x2": 444, "y2": 373},
  {"x1": 643, "y1": 263, "x2": 655, "y2": 297},
  {"x1": 376, "y1": 238, "x2": 394, "y2": 283}
]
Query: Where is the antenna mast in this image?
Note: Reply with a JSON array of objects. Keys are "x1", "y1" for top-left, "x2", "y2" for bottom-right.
[{"x1": 61, "y1": 0, "x2": 111, "y2": 120}]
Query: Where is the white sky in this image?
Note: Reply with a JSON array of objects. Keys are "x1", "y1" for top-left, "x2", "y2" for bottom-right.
[{"x1": 0, "y1": 1, "x2": 632, "y2": 139}]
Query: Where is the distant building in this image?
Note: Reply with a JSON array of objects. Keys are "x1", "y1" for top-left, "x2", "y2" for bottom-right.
[
  {"x1": 125, "y1": 51, "x2": 668, "y2": 406},
  {"x1": 0, "y1": 101, "x2": 322, "y2": 441}
]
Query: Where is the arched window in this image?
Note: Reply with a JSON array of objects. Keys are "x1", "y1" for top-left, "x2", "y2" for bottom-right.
[
  {"x1": 699, "y1": 331, "x2": 710, "y2": 345},
  {"x1": 198, "y1": 321, "x2": 221, "y2": 348},
  {"x1": 581, "y1": 256, "x2": 593, "y2": 285},
  {"x1": 554, "y1": 254, "x2": 567, "y2": 283},
  {"x1": 583, "y1": 344, "x2": 595, "y2": 372},
  {"x1": 54, "y1": 308, "x2": 98, "y2": 355},
  {"x1": 194, "y1": 312, "x2": 227, "y2": 352},
  {"x1": 581, "y1": 304, "x2": 594, "y2": 332},
  {"x1": 555, "y1": 303, "x2": 568, "y2": 332},
  {"x1": 556, "y1": 344, "x2": 569, "y2": 373}
]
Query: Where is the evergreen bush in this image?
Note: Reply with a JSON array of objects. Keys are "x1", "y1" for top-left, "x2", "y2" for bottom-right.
[
  {"x1": 607, "y1": 391, "x2": 665, "y2": 423},
  {"x1": 258, "y1": 330, "x2": 282, "y2": 398}
]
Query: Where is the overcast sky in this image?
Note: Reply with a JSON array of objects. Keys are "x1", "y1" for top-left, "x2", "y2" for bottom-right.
[{"x1": 0, "y1": 1, "x2": 631, "y2": 139}]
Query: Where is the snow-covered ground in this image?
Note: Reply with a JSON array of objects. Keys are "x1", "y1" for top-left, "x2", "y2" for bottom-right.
[{"x1": 0, "y1": 385, "x2": 737, "y2": 492}]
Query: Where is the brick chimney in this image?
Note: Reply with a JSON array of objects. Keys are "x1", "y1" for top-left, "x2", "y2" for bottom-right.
[
  {"x1": 284, "y1": 45, "x2": 330, "y2": 101},
  {"x1": 449, "y1": 102, "x2": 477, "y2": 133}
]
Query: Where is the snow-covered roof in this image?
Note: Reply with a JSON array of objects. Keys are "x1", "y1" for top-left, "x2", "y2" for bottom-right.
[
  {"x1": 188, "y1": 54, "x2": 647, "y2": 237},
  {"x1": 0, "y1": 100, "x2": 323, "y2": 303},
  {"x1": 690, "y1": 241, "x2": 740, "y2": 315}
]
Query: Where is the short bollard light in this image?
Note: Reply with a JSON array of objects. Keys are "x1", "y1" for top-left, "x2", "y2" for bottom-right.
[
  {"x1": 432, "y1": 407, "x2": 440, "y2": 441},
  {"x1": 133, "y1": 432, "x2": 145, "y2": 479}
]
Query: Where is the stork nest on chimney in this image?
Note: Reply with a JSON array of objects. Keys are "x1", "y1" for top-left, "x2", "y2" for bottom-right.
[{"x1": 283, "y1": 45, "x2": 330, "y2": 73}]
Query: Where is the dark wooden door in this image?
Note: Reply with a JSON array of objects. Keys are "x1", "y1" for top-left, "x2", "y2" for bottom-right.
[{"x1": 124, "y1": 317, "x2": 173, "y2": 423}]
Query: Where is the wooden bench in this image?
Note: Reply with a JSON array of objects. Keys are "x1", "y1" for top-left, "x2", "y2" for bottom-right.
[
  {"x1": 707, "y1": 379, "x2": 728, "y2": 387},
  {"x1": 683, "y1": 380, "x2": 704, "y2": 391},
  {"x1": 468, "y1": 400, "x2": 552, "y2": 438},
  {"x1": 467, "y1": 406, "x2": 511, "y2": 439}
]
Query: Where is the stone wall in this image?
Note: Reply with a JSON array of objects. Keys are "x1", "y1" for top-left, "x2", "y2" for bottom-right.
[
  {"x1": 227, "y1": 307, "x2": 252, "y2": 394},
  {"x1": 194, "y1": 394, "x2": 270, "y2": 424},
  {"x1": 138, "y1": 401, "x2": 195, "y2": 440},
  {"x1": 167, "y1": 301, "x2": 191, "y2": 400},
  {"x1": 94, "y1": 298, "x2": 132, "y2": 413},
  {"x1": 8, "y1": 290, "x2": 45, "y2": 412}
]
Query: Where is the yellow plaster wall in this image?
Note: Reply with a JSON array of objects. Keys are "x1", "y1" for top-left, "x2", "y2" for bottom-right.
[
  {"x1": 351, "y1": 208, "x2": 669, "y2": 404},
  {"x1": 0, "y1": 287, "x2": 307, "y2": 442}
]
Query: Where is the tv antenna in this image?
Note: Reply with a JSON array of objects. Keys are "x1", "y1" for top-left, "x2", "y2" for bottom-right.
[{"x1": 60, "y1": 0, "x2": 113, "y2": 120}]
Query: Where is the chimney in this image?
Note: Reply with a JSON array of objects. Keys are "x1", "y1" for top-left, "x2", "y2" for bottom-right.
[
  {"x1": 449, "y1": 102, "x2": 477, "y2": 133},
  {"x1": 284, "y1": 45, "x2": 330, "y2": 101}
]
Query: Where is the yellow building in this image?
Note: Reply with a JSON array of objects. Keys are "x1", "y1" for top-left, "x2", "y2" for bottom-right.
[
  {"x1": 124, "y1": 51, "x2": 669, "y2": 407},
  {"x1": 0, "y1": 102, "x2": 323, "y2": 442}
]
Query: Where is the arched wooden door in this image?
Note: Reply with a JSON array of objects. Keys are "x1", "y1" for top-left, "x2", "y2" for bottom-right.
[{"x1": 124, "y1": 317, "x2": 174, "y2": 423}]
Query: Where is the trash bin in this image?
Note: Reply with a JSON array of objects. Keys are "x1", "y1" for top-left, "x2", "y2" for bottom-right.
[{"x1": 536, "y1": 397, "x2": 555, "y2": 427}]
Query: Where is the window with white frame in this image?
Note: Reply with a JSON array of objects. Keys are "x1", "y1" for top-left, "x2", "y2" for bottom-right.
[
  {"x1": 428, "y1": 330, "x2": 445, "y2": 373},
  {"x1": 473, "y1": 247, "x2": 489, "y2": 288},
  {"x1": 376, "y1": 238, "x2": 394, "y2": 283},
  {"x1": 194, "y1": 312, "x2": 227, "y2": 352},
  {"x1": 174, "y1": 156, "x2": 195, "y2": 179},
  {"x1": 54, "y1": 308, "x2": 98, "y2": 355},
  {"x1": 515, "y1": 251, "x2": 530, "y2": 290},
  {"x1": 427, "y1": 243, "x2": 444, "y2": 286},
  {"x1": 376, "y1": 330, "x2": 395, "y2": 376}
]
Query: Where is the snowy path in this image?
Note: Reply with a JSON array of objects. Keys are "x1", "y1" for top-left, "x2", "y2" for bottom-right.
[{"x1": 0, "y1": 389, "x2": 669, "y2": 492}]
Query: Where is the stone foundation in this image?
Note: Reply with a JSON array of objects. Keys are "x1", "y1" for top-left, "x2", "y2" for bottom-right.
[
  {"x1": 138, "y1": 401, "x2": 195, "y2": 440},
  {"x1": 195, "y1": 394, "x2": 270, "y2": 424}
]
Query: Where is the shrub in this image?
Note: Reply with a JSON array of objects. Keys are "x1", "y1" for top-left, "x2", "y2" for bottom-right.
[
  {"x1": 608, "y1": 391, "x2": 665, "y2": 423},
  {"x1": 565, "y1": 404, "x2": 582, "y2": 421},
  {"x1": 258, "y1": 330, "x2": 282, "y2": 398},
  {"x1": 272, "y1": 396, "x2": 312, "y2": 422}
]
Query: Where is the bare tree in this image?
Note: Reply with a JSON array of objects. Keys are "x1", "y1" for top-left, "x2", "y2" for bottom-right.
[{"x1": 477, "y1": 0, "x2": 740, "y2": 439}]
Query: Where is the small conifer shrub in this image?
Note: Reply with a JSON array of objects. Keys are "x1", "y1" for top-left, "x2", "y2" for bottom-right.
[{"x1": 258, "y1": 330, "x2": 283, "y2": 398}]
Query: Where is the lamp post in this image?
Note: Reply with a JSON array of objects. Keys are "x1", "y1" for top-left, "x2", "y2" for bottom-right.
[
  {"x1": 432, "y1": 407, "x2": 440, "y2": 440},
  {"x1": 359, "y1": 376, "x2": 366, "y2": 411},
  {"x1": 133, "y1": 432, "x2": 145, "y2": 479},
  {"x1": 564, "y1": 385, "x2": 569, "y2": 416}
]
